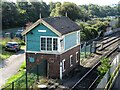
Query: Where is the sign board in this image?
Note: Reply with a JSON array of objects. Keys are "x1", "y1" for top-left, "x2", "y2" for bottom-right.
[
  {"x1": 38, "y1": 30, "x2": 46, "y2": 32},
  {"x1": 29, "y1": 57, "x2": 35, "y2": 63}
]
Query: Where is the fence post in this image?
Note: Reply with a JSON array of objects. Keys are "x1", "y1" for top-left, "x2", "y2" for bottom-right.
[
  {"x1": 84, "y1": 42, "x2": 86, "y2": 58},
  {"x1": 90, "y1": 44, "x2": 92, "y2": 54},
  {"x1": 26, "y1": 58, "x2": 28, "y2": 90},
  {"x1": 93, "y1": 41, "x2": 96, "y2": 53},
  {"x1": 26, "y1": 70, "x2": 28, "y2": 90},
  {"x1": 12, "y1": 82, "x2": 14, "y2": 90},
  {"x1": 37, "y1": 65, "x2": 39, "y2": 81}
]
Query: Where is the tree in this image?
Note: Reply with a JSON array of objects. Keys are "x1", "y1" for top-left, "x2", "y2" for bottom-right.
[
  {"x1": 2, "y1": 2, "x2": 19, "y2": 29},
  {"x1": 2, "y1": 1, "x2": 50, "y2": 29},
  {"x1": 50, "y1": 2, "x2": 62, "y2": 17},
  {"x1": 49, "y1": 1, "x2": 55, "y2": 12},
  {"x1": 50, "y1": 2, "x2": 83, "y2": 21}
]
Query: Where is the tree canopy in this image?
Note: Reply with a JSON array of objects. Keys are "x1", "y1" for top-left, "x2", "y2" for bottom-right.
[{"x1": 2, "y1": 1, "x2": 119, "y2": 29}]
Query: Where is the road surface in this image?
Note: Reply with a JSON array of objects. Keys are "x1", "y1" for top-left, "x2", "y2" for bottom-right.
[{"x1": 0, "y1": 50, "x2": 25, "y2": 88}]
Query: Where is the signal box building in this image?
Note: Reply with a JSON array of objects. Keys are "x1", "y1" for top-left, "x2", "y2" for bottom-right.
[{"x1": 22, "y1": 16, "x2": 81, "y2": 78}]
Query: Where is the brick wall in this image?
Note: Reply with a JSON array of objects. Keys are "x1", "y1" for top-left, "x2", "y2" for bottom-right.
[{"x1": 26, "y1": 45, "x2": 80, "y2": 78}]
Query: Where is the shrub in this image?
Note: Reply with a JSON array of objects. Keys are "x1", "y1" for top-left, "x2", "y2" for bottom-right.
[{"x1": 97, "y1": 57, "x2": 111, "y2": 76}]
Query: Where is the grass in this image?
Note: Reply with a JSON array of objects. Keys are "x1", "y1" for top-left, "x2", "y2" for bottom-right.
[
  {"x1": 2, "y1": 61, "x2": 26, "y2": 88},
  {"x1": 21, "y1": 45, "x2": 26, "y2": 50},
  {"x1": 0, "y1": 46, "x2": 15, "y2": 61}
]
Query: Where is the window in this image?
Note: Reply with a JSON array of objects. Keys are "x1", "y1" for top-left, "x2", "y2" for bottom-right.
[
  {"x1": 62, "y1": 59, "x2": 65, "y2": 72},
  {"x1": 53, "y1": 38, "x2": 58, "y2": 50},
  {"x1": 70, "y1": 55, "x2": 73, "y2": 67},
  {"x1": 47, "y1": 38, "x2": 52, "y2": 51},
  {"x1": 41, "y1": 37, "x2": 46, "y2": 50},
  {"x1": 76, "y1": 52, "x2": 79, "y2": 63},
  {"x1": 41, "y1": 37, "x2": 58, "y2": 51},
  {"x1": 77, "y1": 31, "x2": 80, "y2": 44}
]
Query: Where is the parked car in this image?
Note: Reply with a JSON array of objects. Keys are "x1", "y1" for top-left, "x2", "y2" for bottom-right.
[{"x1": 5, "y1": 42, "x2": 21, "y2": 52}]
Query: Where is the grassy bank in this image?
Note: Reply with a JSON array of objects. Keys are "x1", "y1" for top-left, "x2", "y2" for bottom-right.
[{"x1": 2, "y1": 61, "x2": 26, "y2": 88}]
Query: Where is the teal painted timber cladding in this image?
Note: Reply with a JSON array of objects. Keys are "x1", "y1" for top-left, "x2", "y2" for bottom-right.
[
  {"x1": 64, "y1": 32, "x2": 77, "y2": 50},
  {"x1": 26, "y1": 24, "x2": 58, "y2": 51}
]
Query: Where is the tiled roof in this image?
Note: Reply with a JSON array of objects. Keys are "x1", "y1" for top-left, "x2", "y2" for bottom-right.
[
  {"x1": 43, "y1": 16, "x2": 80, "y2": 35},
  {"x1": 22, "y1": 16, "x2": 80, "y2": 36}
]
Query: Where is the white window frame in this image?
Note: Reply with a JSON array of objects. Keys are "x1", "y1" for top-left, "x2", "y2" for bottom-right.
[
  {"x1": 70, "y1": 55, "x2": 73, "y2": 67},
  {"x1": 76, "y1": 51, "x2": 79, "y2": 63},
  {"x1": 62, "y1": 59, "x2": 65, "y2": 72},
  {"x1": 40, "y1": 36, "x2": 59, "y2": 51},
  {"x1": 77, "y1": 31, "x2": 80, "y2": 45}
]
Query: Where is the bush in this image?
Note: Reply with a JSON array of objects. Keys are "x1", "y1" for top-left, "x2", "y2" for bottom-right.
[
  {"x1": 1, "y1": 38, "x2": 25, "y2": 47},
  {"x1": 97, "y1": 57, "x2": 111, "y2": 76},
  {"x1": 1, "y1": 38, "x2": 11, "y2": 48}
]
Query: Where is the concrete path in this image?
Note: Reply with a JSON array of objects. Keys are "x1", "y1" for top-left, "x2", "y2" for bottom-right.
[{"x1": 0, "y1": 50, "x2": 25, "y2": 88}]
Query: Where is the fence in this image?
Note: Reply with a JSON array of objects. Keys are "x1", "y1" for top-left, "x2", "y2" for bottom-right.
[
  {"x1": 97, "y1": 53, "x2": 120, "y2": 89},
  {"x1": 80, "y1": 41, "x2": 96, "y2": 62},
  {"x1": 2, "y1": 64, "x2": 42, "y2": 90}
]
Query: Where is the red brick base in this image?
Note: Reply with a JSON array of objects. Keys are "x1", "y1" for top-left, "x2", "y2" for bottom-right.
[{"x1": 26, "y1": 45, "x2": 80, "y2": 78}]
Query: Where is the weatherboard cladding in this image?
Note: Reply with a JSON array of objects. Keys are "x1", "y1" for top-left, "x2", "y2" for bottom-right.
[
  {"x1": 64, "y1": 32, "x2": 77, "y2": 50},
  {"x1": 42, "y1": 16, "x2": 80, "y2": 35},
  {"x1": 27, "y1": 24, "x2": 58, "y2": 51}
]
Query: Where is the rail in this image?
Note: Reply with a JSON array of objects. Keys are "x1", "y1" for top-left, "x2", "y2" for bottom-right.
[{"x1": 70, "y1": 39, "x2": 120, "y2": 90}]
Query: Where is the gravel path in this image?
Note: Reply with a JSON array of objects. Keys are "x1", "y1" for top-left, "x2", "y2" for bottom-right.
[{"x1": 0, "y1": 50, "x2": 25, "y2": 88}]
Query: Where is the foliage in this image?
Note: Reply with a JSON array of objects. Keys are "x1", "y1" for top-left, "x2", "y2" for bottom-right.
[
  {"x1": 19, "y1": 61, "x2": 26, "y2": 71},
  {"x1": 1, "y1": 38, "x2": 11, "y2": 48},
  {"x1": 2, "y1": 61, "x2": 26, "y2": 87},
  {"x1": 0, "y1": 47, "x2": 15, "y2": 61},
  {"x1": 2, "y1": 1, "x2": 118, "y2": 29},
  {"x1": 77, "y1": 19, "x2": 109, "y2": 42},
  {"x1": 50, "y1": 2, "x2": 90, "y2": 21},
  {"x1": 1, "y1": 38, "x2": 25, "y2": 48},
  {"x1": 2, "y1": 1, "x2": 50, "y2": 29},
  {"x1": 79, "y1": 4, "x2": 118, "y2": 18},
  {"x1": 77, "y1": 21, "x2": 98, "y2": 41},
  {"x1": 97, "y1": 57, "x2": 111, "y2": 76}
]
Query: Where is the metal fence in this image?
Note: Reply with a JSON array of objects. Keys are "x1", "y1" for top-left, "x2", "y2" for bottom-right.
[
  {"x1": 2, "y1": 64, "x2": 41, "y2": 90},
  {"x1": 80, "y1": 41, "x2": 96, "y2": 62}
]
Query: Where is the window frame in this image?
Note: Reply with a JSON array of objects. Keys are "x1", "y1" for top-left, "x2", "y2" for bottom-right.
[
  {"x1": 40, "y1": 36, "x2": 58, "y2": 51},
  {"x1": 76, "y1": 51, "x2": 79, "y2": 63},
  {"x1": 70, "y1": 55, "x2": 73, "y2": 67},
  {"x1": 41, "y1": 37, "x2": 46, "y2": 50},
  {"x1": 62, "y1": 59, "x2": 66, "y2": 72},
  {"x1": 77, "y1": 31, "x2": 80, "y2": 45}
]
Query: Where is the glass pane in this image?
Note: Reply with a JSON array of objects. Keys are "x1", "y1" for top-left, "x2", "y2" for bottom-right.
[
  {"x1": 47, "y1": 38, "x2": 52, "y2": 51},
  {"x1": 53, "y1": 38, "x2": 58, "y2": 50},
  {"x1": 41, "y1": 38, "x2": 46, "y2": 50}
]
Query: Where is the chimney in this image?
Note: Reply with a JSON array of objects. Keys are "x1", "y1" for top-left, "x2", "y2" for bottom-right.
[{"x1": 40, "y1": 13, "x2": 42, "y2": 19}]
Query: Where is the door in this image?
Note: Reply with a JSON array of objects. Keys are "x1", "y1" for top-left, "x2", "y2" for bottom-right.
[{"x1": 38, "y1": 60, "x2": 47, "y2": 76}]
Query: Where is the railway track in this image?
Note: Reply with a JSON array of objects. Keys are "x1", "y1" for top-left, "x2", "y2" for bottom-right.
[{"x1": 70, "y1": 32, "x2": 120, "y2": 90}]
